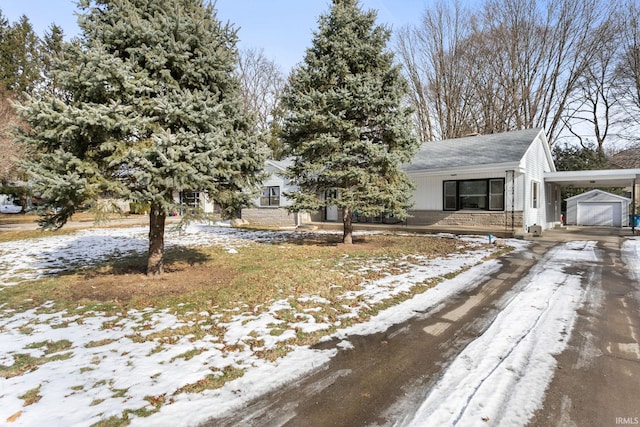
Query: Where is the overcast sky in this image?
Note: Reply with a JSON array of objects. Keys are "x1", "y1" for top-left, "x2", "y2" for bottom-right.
[{"x1": 1, "y1": 0, "x2": 429, "y2": 72}]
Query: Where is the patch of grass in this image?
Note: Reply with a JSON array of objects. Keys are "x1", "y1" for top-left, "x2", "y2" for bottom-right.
[
  {"x1": 255, "y1": 344, "x2": 293, "y2": 362},
  {"x1": 169, "y1": 348, "x2": 205, "y2": 363},
  {"x1": 2, "y1": 233, "x2": 470, "y2": 319},
  {"x1": 25, "y1": 339, "x2": 72, "y2": 355},
  {"x1": 0, "y1": 351, "x2": 73, "y2": 378},
  {"x1": 90, "y1": 415, "x2": 131, "y2": 427},
  {"x1": 19, "y1": 385, "x2": 42, "y2": 406},
  {"x1": 0, "y1": 229, "x2": 75, "y2": 244},
  {"x1": 85, "y1": 339, "x2": 117, "y2": 348},
  {"x1": 0, "y1": 230, "x2": 512, "y2": 425},
  {"x1": 144, "y1": 394, "x2": 166, "y2": 410},
  {"x1": 174, "y1": 366, "x2": 245, "y2": 395},
  {"x1": 269, "y1": 327, "x2": 287, "y2": 337},
  {"x1": 111, "y1": 387, "x2": 129, "y2": 398}
]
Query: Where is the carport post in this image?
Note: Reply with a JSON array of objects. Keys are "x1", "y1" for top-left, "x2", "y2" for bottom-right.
[{"x1": 633, "y1": 178, "x2": 637, "y2": 234}]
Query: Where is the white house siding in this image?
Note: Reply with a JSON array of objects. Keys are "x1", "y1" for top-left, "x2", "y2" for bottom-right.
[
  {"x1": 521, "y1": 135, "x2": 556, "y2": 231},
  {"x1": 200, "y1": 196, "x2": 216, "y2": 213},
  {"x1": 409, "y1": 174, "x2": 443, "y2": 210},
  {"x1": 407, "y1": 170, "x2": 525, "y2": 229}
]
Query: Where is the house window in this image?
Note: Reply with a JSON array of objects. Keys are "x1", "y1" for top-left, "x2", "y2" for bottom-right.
[
  {"x1": 459, "y1": 180, "x2": 488, "y2": 209},
  {"x1": 489, "y1": 179, "x2": 504, "y2": 210},
  {"x1": 444, "y1": 181, "x2": 457, "y2": 210},
  {"x1": 180, "y1": 191, "x2": 200, "y2": 208},
  {"x1": 260, "y1": 186, "x2": 280, "y2": 207},
  {"x1": 443, "y1": 179, "x2": 505, "y2": 211},
  {"x1": 531, "y1": 181, "x2": 539, "y2": 208}
]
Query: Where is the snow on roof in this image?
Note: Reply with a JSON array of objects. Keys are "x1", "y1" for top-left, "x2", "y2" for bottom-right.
[{"x1": 405, "y1": 128, "x2": 544, "y2": 172}]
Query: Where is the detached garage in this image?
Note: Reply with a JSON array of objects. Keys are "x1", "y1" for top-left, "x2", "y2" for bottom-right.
[{"x1": 566, "y1": 189, "x2": 631, "y2": 227}]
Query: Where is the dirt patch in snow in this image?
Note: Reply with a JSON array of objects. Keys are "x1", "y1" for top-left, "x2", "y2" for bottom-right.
[{"x1": 69, "y1": 263, "x2": 237, "y2": 302}]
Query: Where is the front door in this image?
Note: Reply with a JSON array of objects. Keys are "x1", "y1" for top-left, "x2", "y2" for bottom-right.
[{"x1": 325, "y1": 189, "x2": 339, "y2": 222}]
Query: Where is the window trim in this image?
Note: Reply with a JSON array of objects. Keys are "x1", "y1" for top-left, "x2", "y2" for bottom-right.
[{"x1": 443, "y1": 178, "x2": 505, "y2": 212}]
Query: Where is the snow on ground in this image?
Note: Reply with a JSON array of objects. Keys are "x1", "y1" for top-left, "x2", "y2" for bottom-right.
[
  {"x1": 405, "y1": 240, "x2": 600, "y2": 427},
  {"x1": 622, "y1": 237, "x2": 640, "y2": 282},
  {"x1": 0, "y1": 223, "x2": 307, "y2": 284},
  {"x1": 5, "y1": 225, "x2": 633, "y2": 427},
  {"x1": 0, "y1": 224, "x2": 505, "y2": 426}
]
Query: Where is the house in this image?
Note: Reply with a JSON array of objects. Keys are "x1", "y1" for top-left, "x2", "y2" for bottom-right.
[
  {"x1": 241, "y1": 128, "x2": 640, "y2": 233},
  {"x1": 565, "y1": 189, "x2": 630, "y2": 227},
  {"x1": 173, "y1": 190, "x2": 216, "y2": 214},
  {"x1": 241, "y1": 159, "x2": 310, "y2": 228},
  {"x1": 403, "y1": 128, "x2": 560, "y2": 233}
]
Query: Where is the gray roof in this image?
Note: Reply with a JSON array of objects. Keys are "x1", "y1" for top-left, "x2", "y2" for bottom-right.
[
  {"x1": 267, "y1": 158, "x2": 294, "y2": 171},
  {"x1": 405, "y1": 128, "x2": 544, "y2": 172},
  {"x1": 609, "y1": 146, "x2": 640, "y2": 169},
  {"x1": 565, "y1": 188, "x2": 631, "y2": 202}
]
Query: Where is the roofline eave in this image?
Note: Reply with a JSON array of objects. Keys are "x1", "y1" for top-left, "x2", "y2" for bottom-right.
[{"x1": 405, "y1": 161, "x2": 524, "y2": 177}]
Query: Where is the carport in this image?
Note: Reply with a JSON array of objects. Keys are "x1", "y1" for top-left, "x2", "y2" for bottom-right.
[{"x1": 545, "y1": 168, "x2": 640, "y2": 233}]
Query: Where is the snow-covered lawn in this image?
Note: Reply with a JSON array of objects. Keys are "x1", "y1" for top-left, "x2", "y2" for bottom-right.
[
  {"x1": 0, "y1": 224, "x2": 504, "y2": 426},
  {"x1": 3, "y1": 224, "x2": 636, "y2": 427}
]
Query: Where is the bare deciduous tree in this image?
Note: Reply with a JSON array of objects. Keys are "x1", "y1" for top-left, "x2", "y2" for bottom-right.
[
  {"x1": 237, "y1": 48, "x2": 286, "y2": 158},
  {"x1": 563, "y1": 12, "x2": 622, "y2": 156},
  {"x1": 396, "y1": 0, "x2": 619, "y2": 144},
  {"x1": 615, "y1": 0, "x2": 640, "y2": 143},
  {"x1": 396, "y1": 1, "x2": 475, "y2": 141},
  {"x1": 0, "y1": 89, "x2": 25, "y2": 185}
]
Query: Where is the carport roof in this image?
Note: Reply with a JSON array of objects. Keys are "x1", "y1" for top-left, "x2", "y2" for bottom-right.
[{"x1": 545, "y1": 169, "x2": 640, "y2": 187}]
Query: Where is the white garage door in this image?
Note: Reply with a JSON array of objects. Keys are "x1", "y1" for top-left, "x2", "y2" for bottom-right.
[{"x1": 577, "y1": 202, "x2": 621, "y2": 226}]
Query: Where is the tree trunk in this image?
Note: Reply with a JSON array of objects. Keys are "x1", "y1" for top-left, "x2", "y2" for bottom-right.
[
  {"x1": 19, "y1": 193, "x2": 28, "y2": 214},
  {"x1": 342, "y1": 207, "x2": 353, "y2": 244},
  {"x1": 147, "y1": 204, "x2": 166, "y2": 276}
]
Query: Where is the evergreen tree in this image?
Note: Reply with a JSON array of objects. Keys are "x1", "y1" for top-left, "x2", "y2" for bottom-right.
[
  {"x1": 552, "y1": 143, "x2": 610, "y2": 171},
  {"x1": 552, "y1": 142, "x2": 614, "y2": 207},
  {"x1": 17, "y1": 0, "x2": 266, "y2": 275},
  {"x1": 40, "y1": 24, "x2": 65, "y2": 96},
  {"x1": 0, "y1": 13, "x2": 41, "y2": 98},
  {"x1": 281, "y1": 0, "x2": 417, "y2": 244}
]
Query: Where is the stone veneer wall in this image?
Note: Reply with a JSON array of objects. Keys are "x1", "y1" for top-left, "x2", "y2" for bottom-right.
[
  {"x1": 406, "y1": 210, "x2": 523, "y2": 228},
  {"x1": 242, "y1": 208, "x2": 309, "y2": 228}
]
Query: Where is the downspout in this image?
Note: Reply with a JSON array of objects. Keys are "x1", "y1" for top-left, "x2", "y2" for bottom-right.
[{"x1": 508, "y1": 170, "x2": 515, "y2": 234}]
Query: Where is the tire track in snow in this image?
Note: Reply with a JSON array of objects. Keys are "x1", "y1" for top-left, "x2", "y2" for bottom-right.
[
  {"x1": 407, "y1": 241, "x2": 597, "y2": 427},
  {"x1": 451, "y1": 280, "x2": 566, "y2": 425}
]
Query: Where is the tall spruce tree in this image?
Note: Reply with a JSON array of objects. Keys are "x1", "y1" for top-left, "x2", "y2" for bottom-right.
[
  {"x1": 0, "y1": 13, "x2": 41, "y2": 99},
  {"x1": 17, "y1": 0, "x2": 266, "y2": 275},
  {"x1": 281, "y1": 0, "x2": 417, "y2": 244}
]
